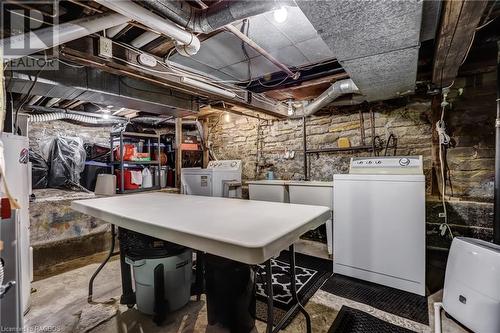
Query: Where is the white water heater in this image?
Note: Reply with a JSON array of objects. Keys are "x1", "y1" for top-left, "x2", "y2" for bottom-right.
[
  {"x1": 443, "y1": 237, "x2": 500, "y2": 333},
  {"x1": 1, "y1": 133, "x2": 32, "y2": 313}
]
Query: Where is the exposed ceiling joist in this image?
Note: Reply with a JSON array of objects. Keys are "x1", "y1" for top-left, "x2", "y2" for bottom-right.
[
  {"x1": 432, "y1": 0, "x2": 489, "y2": 88},
  {"x1": 59, "y1": 36, "x2": 287, "y2": 118},
  {"x1": 264, "y1": 72, "x2": 349, "y2": 101}
]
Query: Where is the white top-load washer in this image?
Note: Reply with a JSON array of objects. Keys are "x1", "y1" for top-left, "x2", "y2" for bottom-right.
[
  {"x1": 181, "y1": 160, "x2": 242, "y2": 197},
  {"x1": 333, "y1": 156, "x2": 425, "y2": 296}
]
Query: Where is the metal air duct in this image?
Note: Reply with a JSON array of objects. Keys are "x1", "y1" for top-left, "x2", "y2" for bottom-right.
[
  {"x1": 141, "y1": 0, "x2": 295, "y2": 33},
  {"x1": 297, "y1": 79, "x2": 359, "y2": 117},
  {"x1": 6, "y1": 64, "x2": 199, "y2": 117}
]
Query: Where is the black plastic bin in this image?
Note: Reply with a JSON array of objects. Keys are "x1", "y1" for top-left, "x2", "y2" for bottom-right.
[{"x1": 204, "y1": 254, "x2": 256, "y2": 333}]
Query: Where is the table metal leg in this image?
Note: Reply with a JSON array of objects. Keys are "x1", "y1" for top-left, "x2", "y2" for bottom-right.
[
  {"x1": 118, "y1": 227, "x2": 136, "y2": 306},
  {"x1": 288, "y1": 244, "x2": 312, "y2": 333},
  {"x1": 88, "y1": 224, "x2": 116, "y2": 303},
  {"x1": 265, "y1": 259, "x2": 274, "y2": 333},
  {"x1": 194, "y1": 251, "x2": 205, "y2": 301},
  {"x1": 268, "y1": 245, "x2": 312, "y2": 333}
]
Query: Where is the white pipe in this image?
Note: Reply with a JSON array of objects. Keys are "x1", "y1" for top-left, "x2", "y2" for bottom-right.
[
  {"x1": 1, "y1": 13, "x2": 130, "y2": 62},
  {"x1": 434, "y1": 302, "x2": 443, "y2": 333},
  {"x1": 94, "y1": 0, "x2": 200, "y2": 56},
  {"x1": 27, "y1": 95, "x2": 43, "y2": 105},
  {"x1": 130, "y1": 31, "x2": 160, "y2": 48},
  {"x1": 45, "y1": 97, "x2": 61, "y2": 108},
  {"x1": 106, "y1": 23, "x2": 129, "y2": 38},
  {"x1": 180, "y1": 77, "x2": 236, "y2": 99}
]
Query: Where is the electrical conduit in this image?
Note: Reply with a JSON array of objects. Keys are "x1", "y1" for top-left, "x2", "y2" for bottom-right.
[
  {"x1": 94, "y1": 0, "x2": 200, "y2": 56},
  {"x1": 1, "y1": 13, "x2": 130, "y2": 62}
]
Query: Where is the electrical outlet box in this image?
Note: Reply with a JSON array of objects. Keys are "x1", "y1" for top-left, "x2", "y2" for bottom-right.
[
  {"x1": 98, "y1": 37, "x2": 113, "y2": 58},
  {"x1": 439, "y1": 212, "x2": 447, "y2": 218}
]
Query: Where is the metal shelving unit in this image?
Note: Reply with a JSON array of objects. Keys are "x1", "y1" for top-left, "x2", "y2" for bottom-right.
[{"x1": 110, "y1": 131, "x2": 162, "y2": 194}]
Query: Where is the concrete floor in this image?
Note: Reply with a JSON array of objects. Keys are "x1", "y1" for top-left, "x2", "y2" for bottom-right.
[{"x1": 25, "y1": 240, "x2": 468, "y2": 333}]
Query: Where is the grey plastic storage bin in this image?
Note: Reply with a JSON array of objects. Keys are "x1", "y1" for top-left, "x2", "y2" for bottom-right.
[{"x1": 126, "y1": 249, "x2": 193, "y2": 316}]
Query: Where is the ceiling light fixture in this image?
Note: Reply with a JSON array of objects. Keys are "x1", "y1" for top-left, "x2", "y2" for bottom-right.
[
  {"x1": 102, "y1": 113, "x2": 110, "y2": 119},
  {"x1": 224, "y1": 112, "x2": 231, "y2": 123},
  {"x1": 273, "y1": 7, "x2": 288, "y2": 23},
  {"x1": 180, "y1": 77, "x2": 237, "y2": 99}
]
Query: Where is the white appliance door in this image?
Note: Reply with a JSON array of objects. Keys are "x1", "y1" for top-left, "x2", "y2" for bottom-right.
[
  {"x1": 334, "y1": 176, "x2": 425, "y2": 286},
  {"x1": 183, "y1": 173, "x2": 212, "y2": 196},
  {"x1": 1, "y1": 133, "x2": 31, "y2": 312}
]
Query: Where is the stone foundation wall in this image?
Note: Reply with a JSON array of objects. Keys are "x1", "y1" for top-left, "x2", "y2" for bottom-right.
[
  {"x1": 30, "y1": 189, "x2": 106, "y2": 247},
  {"x1": 28, "y1": 121, "x2": 112, "y2": 156},
  {"x1": 208, "y1": 71, "x2": 497, "y2": 247},
  {"x1": 210, "y1": 101, "x2": 433, "y2": 184}
]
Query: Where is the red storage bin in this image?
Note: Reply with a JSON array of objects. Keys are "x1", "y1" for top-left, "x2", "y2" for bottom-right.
[
  {"x1": 114, "y1": 144, "x2": 136, "y2": 161},
  {"x1": 116, "y1": 169, "x2": 140, "y2": 190}
]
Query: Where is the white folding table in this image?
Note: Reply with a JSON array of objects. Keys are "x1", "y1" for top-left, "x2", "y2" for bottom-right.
[{"x1": 72, "y1": 192, "x2": 330, "y2": 332}]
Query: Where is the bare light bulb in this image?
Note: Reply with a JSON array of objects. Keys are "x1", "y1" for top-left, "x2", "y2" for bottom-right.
[
  {"x1": 102, "y1": 113, "x2": 110, "y2": 120},
  {"x1": 224, "y1": 112, "x2": 231, "y2": 123},
  {"x1": 273, "y1": 7, "x2": 288, "y2": 23}
]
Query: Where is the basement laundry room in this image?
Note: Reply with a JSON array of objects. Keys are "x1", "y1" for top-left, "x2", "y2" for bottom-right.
[{"x1": 1, "y1": 1, "x2": 500, "y2": 332}]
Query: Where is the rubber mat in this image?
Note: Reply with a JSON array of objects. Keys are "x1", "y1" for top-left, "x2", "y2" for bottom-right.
[
  {"x1": 328, "y1": 306, "x2": 417, "y2": 333},
  {"x1": 321, "y1": 274, "x2": 428, "y2": 325},
  {"x1": 255, "y1": 251, "x2": 332, "y2": 329}
]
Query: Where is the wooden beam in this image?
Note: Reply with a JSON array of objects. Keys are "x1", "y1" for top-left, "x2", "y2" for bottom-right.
[
  {"x1": 264, "y1": 72, "x2": 350, "y2": 101},
  {"x1": 430, "y1": 95, "x2": 442, "y2": 196},
  {"x1": 432, "y1": 0, "x2": 489, "y2": 87},
  {"x1": 175, "y1": 117, "x2": 183, "y2": 189},
  {"x1": 202, "y1": 120, "x2": 209, "y2": 168}
]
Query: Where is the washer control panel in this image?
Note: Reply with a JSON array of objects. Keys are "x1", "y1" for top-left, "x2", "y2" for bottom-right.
[
  {"x1": 207, "y1": 160, "x2": 242, "y2": 170},
  {"x1": 349, "y1": 156, "x2": 423, "y2": 174}
]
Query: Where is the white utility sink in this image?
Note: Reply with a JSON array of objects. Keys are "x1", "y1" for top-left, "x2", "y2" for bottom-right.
[
  {"x1": 247, "y1": 180, "x2": 289, "y2": 203},
  {"x1": 288, "y1": 181, "x2": 333, "y2": 256},
  {"x1": 287, "y1": 181, "x2": 333, "y2": 210},
  {"x1": 247, "y1": 180, "x2": 334, "y2": 256}
]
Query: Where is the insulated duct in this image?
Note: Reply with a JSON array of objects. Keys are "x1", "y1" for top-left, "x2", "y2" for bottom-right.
[
  {"x1": 27, "y1": 112, "x2": 121, "y2": 124},
  {"x1": 141, "y1": 0, "x2": 294, "y2": 33},
  {"x1": 94, "y1": 0, "x2": 200, "y2": 56},
  {"x1": 299, "y1": 79, "x2": 359, "y2": 117},
  {"x1": 1, "y1": 13, "x2": 129, "y2": 62}
]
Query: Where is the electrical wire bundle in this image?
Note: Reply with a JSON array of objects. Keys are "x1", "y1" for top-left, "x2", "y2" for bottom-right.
[{"x1": 437, "y1": 87, "x2": 454, "y2": 239}]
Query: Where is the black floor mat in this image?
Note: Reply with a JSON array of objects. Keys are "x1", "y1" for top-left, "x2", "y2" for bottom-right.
[
  {"x1": 328, "y1": 306, "x2": 417, "y2": 333},
  {"x1": 321, "y1": 274, "x2": 428, "y2": 325},
  {"x1": 255, "y1": 251, "x2": 332, "y2": 329}
]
